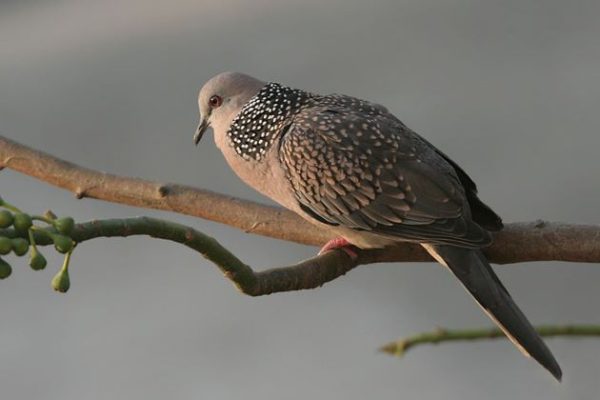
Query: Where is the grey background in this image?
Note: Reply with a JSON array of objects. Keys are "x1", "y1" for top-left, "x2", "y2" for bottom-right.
[{"x1": 1, "y1": 0, "x2": 599, "y2": 399}]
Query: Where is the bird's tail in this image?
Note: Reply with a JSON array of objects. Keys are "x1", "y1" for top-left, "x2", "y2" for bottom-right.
[{"x1": 423, "y1": 244, "x2": 562, "y2": 381}]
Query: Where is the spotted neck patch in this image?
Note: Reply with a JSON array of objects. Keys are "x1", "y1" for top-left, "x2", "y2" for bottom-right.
[{"x1": 227, "y1": 82, "x2": 311, "y2": 161}]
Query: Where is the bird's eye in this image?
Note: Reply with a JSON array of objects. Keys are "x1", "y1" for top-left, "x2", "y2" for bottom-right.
[{"x1": 209, "y1": 95, "x2": 223, "y2": 108}]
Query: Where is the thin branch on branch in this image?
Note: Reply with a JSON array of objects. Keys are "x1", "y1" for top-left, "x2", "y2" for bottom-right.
[
  {"x1": 1, "y1": 135, "x2": 600, "y2": 265},
  {"x1": 380, "y1": 325, "x2": 600, "y2": 357},
  {"x1": 2, "y1": 217, "x2": 358, "y2": 296}
]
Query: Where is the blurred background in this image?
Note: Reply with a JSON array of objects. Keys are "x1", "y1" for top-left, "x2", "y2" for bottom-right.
[{"x1": 1, "y1": 0, "x2": 599, "y2": 399}]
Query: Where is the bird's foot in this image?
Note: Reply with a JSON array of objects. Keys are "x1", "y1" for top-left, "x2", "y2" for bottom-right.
[{"x1": 318, "y1": 237, "x2": 359, "y2": 259}]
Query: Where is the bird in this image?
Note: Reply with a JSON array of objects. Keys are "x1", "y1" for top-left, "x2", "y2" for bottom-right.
[{"x1": 194, "y1": 71, "x2": 562, "y2": 380}]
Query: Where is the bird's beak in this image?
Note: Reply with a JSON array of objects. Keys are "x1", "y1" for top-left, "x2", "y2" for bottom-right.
[{"x1": 194, "y1": 118, "x2": 210, "y2": 145}]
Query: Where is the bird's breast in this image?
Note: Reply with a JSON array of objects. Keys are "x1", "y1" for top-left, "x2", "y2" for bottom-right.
[{"x1": 216, "y1": 135, "x2": 302, "y2": 213}]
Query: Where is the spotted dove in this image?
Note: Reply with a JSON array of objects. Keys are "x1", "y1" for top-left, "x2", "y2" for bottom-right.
[{"x1": 194, "y1": 72, "x2": 562, "y2": 380}]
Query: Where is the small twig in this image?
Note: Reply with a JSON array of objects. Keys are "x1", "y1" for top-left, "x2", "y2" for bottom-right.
[
  {"x1": 380, "y1": 325, "x2": 600, "y2": 357},
  {"x1": 1, "y1": 217, "x2": 358, "y2": 296}
]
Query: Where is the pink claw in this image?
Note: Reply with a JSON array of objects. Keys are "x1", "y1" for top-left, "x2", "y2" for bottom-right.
[{"x1": 318, "y1": 237, "x2": 359, "y2": 259}]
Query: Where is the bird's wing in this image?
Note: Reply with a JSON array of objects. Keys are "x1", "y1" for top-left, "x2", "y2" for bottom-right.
[{"x1": 278, "y1": 104, "x2": 491, "y2": 248}]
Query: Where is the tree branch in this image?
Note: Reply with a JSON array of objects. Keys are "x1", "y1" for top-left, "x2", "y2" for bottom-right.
[
  {"x1": 1, "y1": 134, "x2": 600, "y2": 265},
  {"x1": 380, "y1": 325, "x2": 600, "y2": 357},
  {"x1": 1, "y1": 217, "x2": 359, "y2": 296},
  {"x1": 0, "y1": 135, "x2": 330, "y2": 246}
]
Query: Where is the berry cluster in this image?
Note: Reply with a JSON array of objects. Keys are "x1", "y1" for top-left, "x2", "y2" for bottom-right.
[{"x1": 0, "y1": 196, "x2": 76, "y2": 292}]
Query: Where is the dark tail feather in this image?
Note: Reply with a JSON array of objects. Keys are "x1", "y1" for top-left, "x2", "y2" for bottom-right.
[{"x1": 423, "y1": 244, "x2": 562, "y2": 381}]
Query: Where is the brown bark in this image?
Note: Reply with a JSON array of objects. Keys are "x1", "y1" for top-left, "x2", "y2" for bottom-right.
[{"x1": 1, "y1": 134, "x2": 599, "y2": 265}]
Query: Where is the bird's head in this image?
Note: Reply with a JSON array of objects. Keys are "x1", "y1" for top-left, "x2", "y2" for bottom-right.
[{"x1": 195, "y1": 72, "x2": 266, "y2": 145}]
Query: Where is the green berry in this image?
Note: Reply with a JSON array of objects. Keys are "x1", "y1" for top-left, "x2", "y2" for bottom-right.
[
  {"x1": 0, "y1": 237, "x2": 12, "y2": 255},
  {"x1": 29, "y1": 251, "x2": 47, "y2": 271},
  {"x1": 54, "y1": 217, "x2": 75, "y2": 235},
  {"x1": 11, "y1": 238, "x2": 29, "y2": 256},
  {"x1": 0, "y1": 210, "x2": 14, "y2": 228},
  {"x1": 0, "y1": 258, "x2": 11, "y2": 279},
  {"x1": 51, "y1": 267, "x2": 70, "y2": 293},
  {"x1": 13, "y1": 213, "x2": 32, "y2": 233},
  {"x1": 52, "y1": 234, "x2": 73, "y2": 254}
]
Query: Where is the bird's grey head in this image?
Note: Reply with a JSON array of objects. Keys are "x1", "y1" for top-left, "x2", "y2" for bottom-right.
[{"x1": 194, "y1": 72, "x2": 266, "y2": 145}]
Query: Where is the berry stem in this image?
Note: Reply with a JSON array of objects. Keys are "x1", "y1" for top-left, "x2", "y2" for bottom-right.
[
  {"x1": 27, "y1": 228, "x2": 38, "y2": 252},
  {"x1": 31, "y1": 215, "x2": 55, "y2": 225},
  {"x1": 0, "y1": 200, "x2": 21, "y2": 213}
]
